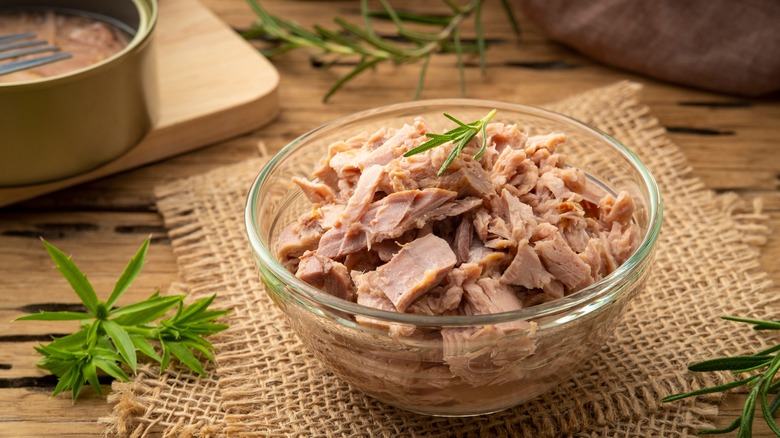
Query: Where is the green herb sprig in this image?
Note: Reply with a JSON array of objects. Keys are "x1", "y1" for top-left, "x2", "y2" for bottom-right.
[
  {"x1": 403, "y1": 109, "x2": 496, "y2": 175},
  {"x1": 244, "y1": 0, "x2": 520, "y2": 102},
  {"x1": 662, "y1": 316, "x2": 780, "y2": 437},
  {"x1": 16, "y1": 238, "x2": 229, "y2": 400}
]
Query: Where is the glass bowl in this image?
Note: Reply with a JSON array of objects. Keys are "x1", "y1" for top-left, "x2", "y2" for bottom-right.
[{"x1": 245, "y1": 99, "x2": 662, "y2": 416}]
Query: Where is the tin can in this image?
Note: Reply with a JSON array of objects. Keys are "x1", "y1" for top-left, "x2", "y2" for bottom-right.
[{"x1": 0, "y1": 0, "x2": 158, "y2": 186}]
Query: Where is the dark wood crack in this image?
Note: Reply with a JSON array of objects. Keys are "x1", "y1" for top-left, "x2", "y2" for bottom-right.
[{"x1": 666, "y1": 126, "x2": 736, "y2": 136}]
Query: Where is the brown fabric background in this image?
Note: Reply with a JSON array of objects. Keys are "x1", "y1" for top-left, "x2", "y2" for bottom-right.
[
  {"x1": 102, "y1": 82, "x2": 776, "y2": 437},
  {"x1": 517, "y1": 0, "x2": 780, "y2": 96}
]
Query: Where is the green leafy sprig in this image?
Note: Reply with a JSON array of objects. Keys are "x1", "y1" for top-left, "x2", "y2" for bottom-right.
[
  {"x1": 244, "y1": 0, "x2": 520, "y2": 102},
  {"x1": 16, "y1": 238, "x2": 229, "y2": 400},
  {"x1": 662, "y1": 316, "x2": 780, "y2": 437},
  {"x1": 403, "y1": 109, "x2": 496, "y2": 175}
]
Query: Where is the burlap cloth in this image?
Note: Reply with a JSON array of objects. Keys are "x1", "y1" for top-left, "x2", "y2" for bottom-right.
[{"x1": 103, "y1": 82, "x2": 776, "y2": 437}]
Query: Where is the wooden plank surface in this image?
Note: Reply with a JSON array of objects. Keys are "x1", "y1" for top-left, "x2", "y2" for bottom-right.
[{"x1": 1, "y1": 0, "x2": 778, "y2": 436}]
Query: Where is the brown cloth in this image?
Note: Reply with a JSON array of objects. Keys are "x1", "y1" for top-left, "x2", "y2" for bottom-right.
[
  {"x1": 103, "y1": 82, "x2": 776, "y2": 437},
  {"x1": 518, "y1": 0, "x2": 780, "y2": 96}
]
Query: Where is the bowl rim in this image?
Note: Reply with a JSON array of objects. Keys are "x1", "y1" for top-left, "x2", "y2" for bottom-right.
[{"x1": 245, "y1": 98, "x2": 662, "y2": 327}]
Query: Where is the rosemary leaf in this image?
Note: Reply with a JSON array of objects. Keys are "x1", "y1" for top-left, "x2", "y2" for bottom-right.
[
  {"x1": 414, "y1": 55, "x2": 431, "y2": 100},
  {"x1": 182, "y1": 339, "x2": 216, "y2": 362},
  {"x1": 376, "y1": 0, "x2": 404, "y2": 28},
  {"x1": 109, "y1": 294, "x2": 181, "y2": 321},
  {"x1": 324, "y1": 57, "x2": 383, "y2": 103},
  {"x1": 762, "y1": 392, "x2": 780, "y2": 435},
  {"x1": 245, "y1": 0, "x2": 505, "y2": 101},
  {"x1": 403, "y1": 109, "x2": 496, "y2": 175},
  {"x1": 83, "y1": 361, "x2": 102, "y2": 396},
  {"x1": 41, "y1": 239, "x2": 99, "y2": 314},
  {"x1": 699, "y1": 418, "x2": 741, "y2": 435},
  {"x1": 312, "y1": 25, "x2": 377, "y2": 58},
  {"x1": 369, "y1": 9, "x2": 451, "y2": 26},
  {"x1": 360, "y1": 0, "x2": 373, "y2": 33},
  {"x1": 660, "y1": 376, "x2": 758, "y2": 403},
  {"x1": 94, "y1": 358, "x2": 130, "y2": 382},
  {"x1": 262, "y1": 43, "x2": 300, "y2": 58},
  {"x1": 453, "y1": 26, "x2": 465, "y2": 96},
  {"x1": 688, "y1": 355, "x2": 772, "y2": 372},
  {"x1": 131, "y1": 334, "x2": 162, "y2": 362},
  {"x1": 443, "y1": 0, "x2": 463, "y2": 13},
  {"x1": 759, "y1": 354, "x2": 780, "y2": 434},
  {"x1": 247, "y1": 0, "x2": 282, "y2": 33},
  {"x1": 167, "y1": 341, "x2": 206, "y2": 377},
  {"x1": 663, "y1": 315, "x2": 780, "y2": 436},
  {"x1": 106, "y1": 238, "x2": 149, "y2": 307},
  {"x1": 739, "y1": 385, "x2": 759, "y2": 438},
  {"x1": 721, "y1": 316, "x2": 780, "y2": 330},
  {"x1": 473, "y1": 119, "x2": 489, "y2": 159},
  {"x1": 16, "y1": 311, "x2": 92, "y2": 321},
  {"x1": 334, "y1": 17, "x2": 405, "y2": 57},
  {"x1": 499, "y1": 0, "x2": 521, "y2": 36},
  {"x1": 277, "y1": 19, "x2": 328, "y2": 47},
  {"x1": 443, "y1": 112, "x2": 470, "y2": 128},
  {"x1": 51, "y1": 366, "x2": 77, "y2": 398},
  {"x1": 102, "y1": 320, "x2": 137, "y2": 372},
  {"x1": 474, "y1": 0, "x2": 486, "y2": 76}
]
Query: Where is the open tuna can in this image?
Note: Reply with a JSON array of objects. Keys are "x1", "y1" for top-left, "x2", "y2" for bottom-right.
[{"x1": 0, "y1": 0, "x2": 158, "y2": 186}]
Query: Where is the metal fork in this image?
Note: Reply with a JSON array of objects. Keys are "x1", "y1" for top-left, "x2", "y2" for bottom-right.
[{"x1": 0, "y1": 33, "x2": 72, "y2": 76}]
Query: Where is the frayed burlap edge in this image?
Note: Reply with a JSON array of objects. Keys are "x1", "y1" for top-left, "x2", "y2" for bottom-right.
[{"x1": 100, "y1": 280, "x2": 229, "y2": 438}]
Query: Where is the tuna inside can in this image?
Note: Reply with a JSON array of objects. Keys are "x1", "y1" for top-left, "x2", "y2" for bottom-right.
[{"x1": 0, "y1": 0, "x2": 158, "y2": 187}]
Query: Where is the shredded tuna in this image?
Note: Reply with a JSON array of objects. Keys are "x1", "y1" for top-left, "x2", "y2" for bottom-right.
[
  {"x1": 361, "y1": 234, "x2": 457, "y2": 312},
  {"x1": 600, "y1": 191, "x2": 636, "y2": 227},
  {"x1": 463, "y1": 277, "x2": 524, "y2": 315},
  {"x1": 316, "y1": 188, "x2": 458, "y2": 259},
  {"x1": 276, "y1": 212, "x2": 325, "y2": 271},
  {"x1": 296, "y1": 251, "x2": 355, "y2": 301},
  {"x1": 359, "y1": 118, "x2": 431, "y2": 169},
  {"x1": 340, "y1": 164, "x2": 384, "y2": 226},
  {"x1": 277, "y1": 117, "x2": 640, "y2": 321},
  {"x1": 420, "y1": 159, "x2": 495, "y2": 198},
  {"x1": 501, "y1": 241, "x2": 554, "y2": 289},
  {"x1": 407, "y1": 285, "x2": 463, "y2": 316},
  {"x1": 441, "y1": 321, "x2": 536, "y2": 385},
  {"x1": 292, "y1": 177, "x2": 336, "y2": 204},
  {"x1": 453, "y1": 216, "x2": 473, "y2": 264},
  {"x1": 534, "y1": 231, "x2": 591, "y2": 290},
  {"x1": 353, "y1": 271, "x2": 415, "y2": 335}
]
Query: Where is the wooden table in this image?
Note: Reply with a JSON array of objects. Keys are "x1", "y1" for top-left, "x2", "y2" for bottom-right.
[{"x1": 1, "y1": 1, "x2": 777, "y2": 436}]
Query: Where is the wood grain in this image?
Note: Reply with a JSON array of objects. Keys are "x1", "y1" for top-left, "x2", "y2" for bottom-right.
[{"x1": 0, "y1": 0, "x2": 777, "y2": 436}]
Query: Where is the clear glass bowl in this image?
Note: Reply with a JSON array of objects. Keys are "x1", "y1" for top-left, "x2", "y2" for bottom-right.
[{"x1": 245, "y1": 99, "x2": 662, "y2": 416}]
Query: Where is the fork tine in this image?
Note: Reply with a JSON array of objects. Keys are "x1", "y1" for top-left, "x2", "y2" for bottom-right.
[
  {"x1": 0, "y1": 46, "x2": 60, "y2": 61},
  {"x1": 0, "y1": 33, "x2": 36, "y2": 43},
  {"x1": 0, "y1": 52, "x2": 72, "y2": 76},
  {"x1": 0, "y1": 40, "x2": 47, "y2": 53}
]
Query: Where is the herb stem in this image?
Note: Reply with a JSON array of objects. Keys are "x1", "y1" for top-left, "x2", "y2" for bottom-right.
[
  {"x1": 121, "y1": 325, "x2": 157, "y2": 338},
  {"x1": 403, "y1": 109, "x2": 497, "y2": 175},
  {"x1": 244, "y1": 0, "x2": 519, "y2": 101},
  {"x1": 663, "y1": 315, "x2": 780, "y2": 436},
  {"x1": 405, "y1": 3, "x2": 474, "y2": 59},
  {"x1": 15, "y1": 238, "x2": 228, "y2": 400}
]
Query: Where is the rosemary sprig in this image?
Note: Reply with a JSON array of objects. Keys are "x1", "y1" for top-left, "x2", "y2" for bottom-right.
[
  {"x1": 662, "y1": 316, "x2": 780, "y2": 437},
  {"x1": 16, "y1": 238, "x2": 229, "y2": 400},
  {"x1": 403, "y1": 109, "x2": 496, "y2": 175},
  {"x1": 244, "y1": 0, "x2": 520, "y2": 102}
]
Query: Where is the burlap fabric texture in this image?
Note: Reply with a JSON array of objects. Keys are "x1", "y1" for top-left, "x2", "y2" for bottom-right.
[{"x1": 103, "y1": 81, "x2": 776, "y2": 437}]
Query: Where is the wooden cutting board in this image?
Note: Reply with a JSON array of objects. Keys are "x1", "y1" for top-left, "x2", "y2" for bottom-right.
[{"x1": 0, "y1": 0, "x2": 279, "y2": 207}]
